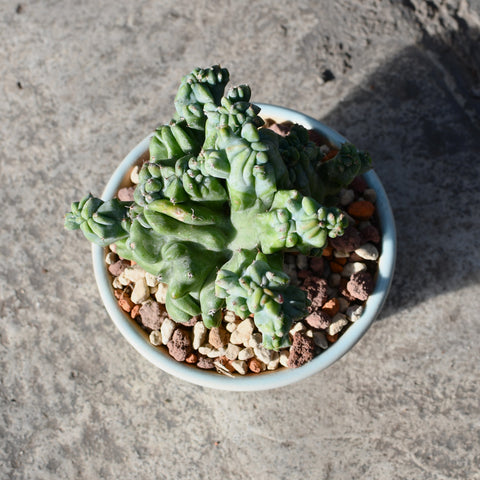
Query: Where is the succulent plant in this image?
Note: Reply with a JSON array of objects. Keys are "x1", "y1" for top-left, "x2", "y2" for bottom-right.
[{"x1": 65, "y1": 65, "x2": 372, "y2": 350}]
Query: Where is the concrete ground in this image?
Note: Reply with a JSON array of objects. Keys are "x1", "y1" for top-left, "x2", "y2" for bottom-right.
[{"x1": 1, "y1": 0, "x2": 479, "y2": 478}]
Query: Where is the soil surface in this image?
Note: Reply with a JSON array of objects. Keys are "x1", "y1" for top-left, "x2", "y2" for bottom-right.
[{"x1": 1, "y1": 1, "x2": 480, "y2": 479}]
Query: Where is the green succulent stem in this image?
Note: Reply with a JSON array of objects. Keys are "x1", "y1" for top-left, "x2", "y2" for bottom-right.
[{"x1": 65, "y1": 65, "x2": 373, "y2": 350}]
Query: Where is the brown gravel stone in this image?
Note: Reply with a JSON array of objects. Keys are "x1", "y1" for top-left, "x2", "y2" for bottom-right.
[
  {"x1": 309, "y1": 256, "x2": 324, "y2": 274},
  {"x1": 208, "y1": 325, "x2": 229, "y2": 349},
  {"x1": 139, "y1": 300, "x2": 165, "y2": 331},
  {"x1": 287, "y1": 333, "x2": 315, "y2": 368},
  {"x1": 302, "y1": 275, "x2": 328, "y2": 308},
  {"x1": 118, "y1": 292, "x2": 134, "y2": 313},
  {"x1": 167, "y1": 329, "x2": 192, "y2": 362},
  {"x1": 360, "y1": 224, "x2": 381, "y2": 244},
  {"x1": 185, "y1": 353, "x2": 198, "y2": 364},
  {"x1": 349, "y1": 176, "x2": 368, "y2": 193},
  {"x1": 108, "y1": 259, "x2": 131, "y2": 277},
  {"x1": 305, "y1": 310, "x2": 331, "y2": 330},
  {"x1": 197, "y1": 355, "x2": 215, "y2": 370},
  {"x1": 329, "y1": 225, "x2": 362, "y2": 253},
  {"x1": 117, "y1": 186, "x2": 135, "y2": 201},
  {"x1": 347, "y1": 271, "x2": 374, "y2": 301}
]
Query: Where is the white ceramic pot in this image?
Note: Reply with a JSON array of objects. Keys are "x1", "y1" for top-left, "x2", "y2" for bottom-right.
[{"x1": 92, "y1": 104, "x2": 396, "y2": 391}]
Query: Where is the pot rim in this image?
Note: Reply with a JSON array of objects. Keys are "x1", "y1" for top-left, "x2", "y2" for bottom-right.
[{"x1": 92, "y1": 103, "x2": 396, "y2": 391}]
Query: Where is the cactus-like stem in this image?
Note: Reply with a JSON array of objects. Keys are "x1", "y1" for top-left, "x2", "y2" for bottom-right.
[
  {"x1": 66, "y1": 65, "x2": 373, "y2": 350},
  {"x1": 216, "y1": 250, "x2": 308, "y2": 349},
  {"x1": 65, "y1": 194, "x2": 131, "y2": 247}
]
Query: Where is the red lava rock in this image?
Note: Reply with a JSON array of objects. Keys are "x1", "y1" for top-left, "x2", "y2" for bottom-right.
[
  {"x1": 117, "y1": 186, "x2": 135, "y2": 201},
  {"x1": 197, "y1": 355, "x2": 215, "y2": 370},
  {"x1": 118, "y1": 292, "x2": 134, "y2": 313},
  {"x1": 167, "y1": 329, "x2": 192, "y2": 362},
  {"x1": 248, "y1": 358, "x2": 263, "y2": 373},
  {"x1": 360, "y1": 224, "x2": 381, "y2": 244},
  {"x1": 185, "y1": 353, "x2": 198, "y2": 364},
  {"x1": 108, "y1": 259, "x2": 131, "y2": 277},
  {"x1": 349, "y1": 176, "x2": 368, "y2": 193},
  {"x1": 305, "y1": 310, "x2": 331, "y2": 330},
  {"x1": 329, "y1": 225, "x2": 362, "y2": 253},
  {"x1": 309, "y1": 256, "x2": 324, "y2": 274},
  {"x1": 139, "y1": 300, "x2": 166, "y2": 330},
  {"x1": 130, "y1": 304, "x2": 141, "y2": 319},
  {"x1": 347, "y1": 271, "x2": 374, "y2": 301},
  {"x1": 297, "y1": 269, "x2": 309, "y2": 280},
  {"x1": 302, "y1": 275, "x2": 328, "y2": 309},
  {"x1": 287, "y1": 333, "x2": 315, "y2": 368}
]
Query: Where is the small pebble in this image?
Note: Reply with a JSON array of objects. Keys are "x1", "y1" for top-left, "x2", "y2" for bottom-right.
[
  {"x1": 161, "y1": 318, "x2": 176, "y2": 345},
  {"x1": 341, "y1": 262, "x2": 367, "y2": 278},
  {"x1": 238, "y1": 347, "x2": 254, "y2": 361},
  {"x1": 327, "y1": 313, "x2": 349, "y2": 336},
  {"x1": 363, "y1": 188, "x2": 377, "y2": 203},
  {"x1": 154, "y1": 283, "x2": 168, "y2": 304},
  {"x1": 130, "y1": 165, "x2": 140, "y2": 184},
  {"x1": 296, "y1": 254, "x2": 308, "y2": 270},
  {"x1": 347, "y1": 304, "x2": 364, "y2": 322},
  {"x1": 355, "y1": 243, "x2": 379, "y2": 261},
  {"x1": 230, "y1": 360, "x2": 248, "y2": 375},
  {"x1": 145, "y1": 272, "x2": 159, "y2": 287},
  {"x1": 289, "y1": 322, "x2": 306, "y2": 336},
  {"x1": 123, "y1": 266, "x2": 146, "y2": 283},
  {"x1": 279, "y1": 350, "x2": 290, "y2": 367},
  {"x1": 192, "y1": 322, "x2": 207, "y2": 350},
  {"x1": 248, "y1": 332, "x2": 263, "y2": 348},
  {"x1": 230, "y1": 318, "x2": 254, "y2": 345},
  {"x1": 131, "y1": 278, "x2": 150, "y2": 304},
  {"x1": 329, "y1": 273, "x2": 341, "y2": 287},
  {"x1": 225, "y1": 322, "x2": 237, "y2": 333},
  {"x1": 254, "y1": 345, "x2": 273, "y2": 364},
  {"x1": 225, "y1": 343, "x2": 241, "y2": 361},
  {"x1": 267, "y1": 352, "x2": 280, "y2": 370},
  {"x1": 223, "y1": 310, "x2": 236, "y2": 323},
  {"x1": 208, "y1": 326, "x2": 229, "y2": 349},
  {"x1": 313, "y1": 331, "x2": 329, "y2": 349},
  {"x1": 149, "y1": 330, "x2": 162, "y2": 346},
  {"x1": 339, "y1": 188, "x2": 355, "y2": 206}
]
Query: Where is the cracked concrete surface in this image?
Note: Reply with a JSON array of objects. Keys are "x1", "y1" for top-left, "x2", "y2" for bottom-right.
[{"x1": 1, "y1": 0, "x2": 479, "y2": 479}]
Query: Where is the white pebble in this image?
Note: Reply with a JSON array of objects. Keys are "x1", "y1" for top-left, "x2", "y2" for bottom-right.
[
  {"x1": 225, "y1": 322, "x2": 237, "y2": 333},
  {"x1": 160, "y1": 318, "x2": 176, "y2": 345},
  {"x1": 339, "y1": 188, "x2": 355, "y2": 206},
  {"x1": 296, "y1": 254, "x2": 308, "y2": 270},
  {"x1": 123, "y1": 266, "x2": 146, "y2": 283},
  {"x1": 207, "y1": 347, "x2": 225, "y2": 359},
  {"x1": 225, "y1": 343, "x2": 241, "y2": 361},
  {"x1": 223, "y1": 310, "x2": 237, "y2": 323},
  {"x1": 333, "y1": 250, "x2": 350, "y2": 258},
  {"x1": 355, "y1": 243, "x2": 379, "y2": 261},
  {"x1": 341, "y1": 262, "x2": 367, "y2": 278},
  {"x1": 198, "y1": 344, "x2": 212, "y2": 356},
  {"x1": 145, "y1": 272, "x2": 159, "y2": 287},
  {"x1": 267, "y1": 352, "x2": 280, "y2": 370},
  {"x1": 155, "y1": 283, "x2": 168, "y2": 304},
  {"x1": 279, "y1": 350, "x2": 290, "y2": 367},
  {"x1": 289, "y1": 322, "x2": 306, "y2": 336},
  {"x1": 363, "y1": 188, "x2": 377, "y2": 203},
  {"x1": 230, "y1": 318, "x2": 255, "y2": 345},
  {"x1": 112, "y1": 276, "x2": 123, "y2": 289},
  {"x1": 347, "y1": 304, "x2": 364, "y2": 322},
  {"x1": 130, "y1": 165, "x2": 140, "y2": 184},
  {"x1": 248, "y1": 332, "x2": 263, "y2": 348},
  {"x1": 238, "y1": 347, "x2": 254, "y2": 361},
  {"x1": 328, "y1": 313, "x2": 349, "y2": 336},
  {"x1": 130, "y1": 278, "x2": 150, "y2": 304},
  {"x1": 149, "y1": 330, "x2": 162, "y2": 346},
  {"x1": 105, "y1": 252, "x2": 117, "y2": 265},
  {"x1": 230, "y1": 360, "x2": 248, "y2": 375},
  {"x1": 305, "y1": 329, "x2": 314, "y2": 338},
  {"x1": 117, "y1": 272, "x2": 130, "y2": 286},
  {"x1": 313, "y1": 331, "x2": 329, "y2": 349},
  {"x1": 192, "y1": 322, "x2": 207, "y2": 350},
  {"x1": 254, "y1": 345, "x2": 273, "y2": 364}
]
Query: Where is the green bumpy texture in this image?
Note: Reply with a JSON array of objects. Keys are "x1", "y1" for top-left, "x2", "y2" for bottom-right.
[{"x1": 65, "y1": 65, "x2": 372, "y2": 350}]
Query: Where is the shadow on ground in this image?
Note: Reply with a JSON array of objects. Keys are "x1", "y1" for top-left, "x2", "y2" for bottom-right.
[{"x1": 321, "y1": 29, "x2": 480, "y2": 316}]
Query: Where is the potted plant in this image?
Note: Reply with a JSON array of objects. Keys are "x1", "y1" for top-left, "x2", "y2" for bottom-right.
[{"x1": 65, "y1": 66, "x2": 396, "y2": 391}]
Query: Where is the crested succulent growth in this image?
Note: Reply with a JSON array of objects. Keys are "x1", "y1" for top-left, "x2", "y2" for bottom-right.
[{"x1": 65, "y1": 65, "x2": 372, "y2": 350}]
